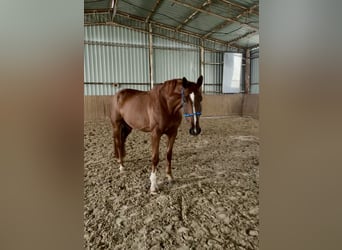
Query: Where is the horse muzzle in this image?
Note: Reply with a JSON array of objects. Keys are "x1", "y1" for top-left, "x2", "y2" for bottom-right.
[{"x1": 189, "y1": 127, "x2": 201, "y2": 136}]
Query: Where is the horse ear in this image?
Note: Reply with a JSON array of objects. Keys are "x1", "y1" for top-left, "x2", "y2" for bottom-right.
[
  {"x1": 182, "y1": 77, "x2": 189, "y2": 88},
  {"x1": 197, "y1": 75, "x2": 203, "y2": 87}
]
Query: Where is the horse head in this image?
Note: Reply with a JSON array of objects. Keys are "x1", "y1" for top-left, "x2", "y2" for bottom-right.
[{"x1": 181, "y1": 75, "x2": 203, "y2": 136}]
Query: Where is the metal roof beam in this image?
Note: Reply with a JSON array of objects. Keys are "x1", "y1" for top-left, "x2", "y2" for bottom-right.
[
  {"x1": 176, "y1": 0, "x2": 212, "y2": 31},
  {"x1": 171, "y1": 0, "x2": 258, "y2": 31},
  {"x1": 85, "y1": 9, "x2": 110, "y2": 13},
  {"x1": 227, "y1": 30, "x2": 256, "y2": 45},
  {"x1": 236, "y1": 3, "x2": 258, "y2": 19},
  {"x1": 145, "y1": 0, "x2": 163, "y2": 23},
  {"x1": 202, "y1": 3, "x2": 259, "y2": 39},
  {"x1": 219, "y1": 0, "x2": 247, "y2": 11},
  {"x1": 220, "y1": 0, "x2": 259, "y2": 16},
  {"x1": 84, "y1": 22, "x2": 237, "y2": 52},
  {"x1": 114, "y1": 10, "x2": 242, "y2": 49},
  {"x1": 247, "y1": 44, "x2": 259, "y2": 50},
  {"x1": 202, "y1": 20, "x2": 230, "y2": 39}
]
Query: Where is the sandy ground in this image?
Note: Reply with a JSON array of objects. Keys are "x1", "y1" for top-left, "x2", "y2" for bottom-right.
[{"x1": 84, "y1": 116, "x2": 259, "y2": 249}]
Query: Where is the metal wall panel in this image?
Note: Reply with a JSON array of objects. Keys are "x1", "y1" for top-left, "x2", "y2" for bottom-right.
[
  {"x1": 84, "y1": 84, "x2": 115, "y2": 96},
  {"x1": 84, "y1": 25, "x2": 150, "y2": 95},
  {"x1": 250, "y1": 84, "x2": 259, "y2": 94},
  {"x1": 241, "y1": 66, "x2": 245, "y2": 92},
  {"x1": 153, "y1": 27, "x2": 200, "y2": 48},
  {"x1": 204, "y1": 51, "x2": 223, "y2": 93},
  {"x1": 154, "y1": 49, "x2": 200, "y2": 83},
  {"x1": 204, "y1": 64, "x2": 223, "y2": 84},
  {"x1": 84, "y1": 83, "x2": 150, "y2": 95},
  {"x1": 154, "y1": 37, "x2": 200, "y2": 83},
  {"x1": 153, "y1": 36, "x2": 198, "y2": 50},
  {"x1": 251, "y1": 58, "x2": 259, "y2": 84},
  {"x1": 85, "y1": 25, "x2": 148, "y2": 45},
  {"x1": 204, "y1": 52, "x2": 223, "y2": 79},
  {"x1": 251, "y1": 57, "x2": 259, "y2": 93},
  {"x1": 84, "y1": 25, "x2": 241, "y2": 95}
]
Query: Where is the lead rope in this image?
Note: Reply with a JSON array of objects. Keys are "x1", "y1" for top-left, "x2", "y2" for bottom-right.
[{"x1": 181, "y1": 87, "x2": 201, "y2": 117}]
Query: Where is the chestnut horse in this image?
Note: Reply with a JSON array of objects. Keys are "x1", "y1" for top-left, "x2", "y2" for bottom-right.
[{"x1": 110, "y1": 76, "x2": 203, "y2": 194}]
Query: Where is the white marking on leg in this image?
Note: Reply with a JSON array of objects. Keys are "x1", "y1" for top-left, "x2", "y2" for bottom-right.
[
  {"x1": 119, "y1": 164, "x2": 124, "y2": 172},
  {"x1": 190, "y1": 93, "x2": 197, "y2": 133},
  {"x1": 166, "y1": 174, "x2": 173, "y2": 182},
  {"x1": 150, "y1": 171, "x2": 158, "y2": 193}
]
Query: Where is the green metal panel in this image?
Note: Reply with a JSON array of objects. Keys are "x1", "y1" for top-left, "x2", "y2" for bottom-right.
[
  {"x1": 84, "y1": 25, "x2": 150, "y2": 95},
  {"x1": 154, "y1": 48, "x2": 200, "y2": 83}
]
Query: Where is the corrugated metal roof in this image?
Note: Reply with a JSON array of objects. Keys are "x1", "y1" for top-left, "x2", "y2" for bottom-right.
[{"x1": 84, "y1": 0, "x2": 259, "y2": 50}]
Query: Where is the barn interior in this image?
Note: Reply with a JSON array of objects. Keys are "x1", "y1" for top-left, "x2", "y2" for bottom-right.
[
  {"x1": 84, "y1": 0, "x2": 259, "y2": 120},
  {"x1": 84, "y1": 1, "x2": 260, "y2": 249}
]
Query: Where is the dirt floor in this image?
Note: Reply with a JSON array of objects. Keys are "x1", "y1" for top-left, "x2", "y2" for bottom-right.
[{"x1": 84, "y1": 116, "x2": 259, "y2": 250}]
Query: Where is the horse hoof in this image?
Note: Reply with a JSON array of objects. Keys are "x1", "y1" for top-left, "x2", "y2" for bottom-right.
[
  {"x1": 150, "y1": 190, "x2": 158, "y2": 195},
  {"x1": 119, "y1": 165, "x2": 124, "y2": 172},
  {"x1": 166, "y1": 175, "x2": 174, "y2": 183},
  {"x1": 150, "y1": 185, "x2": 158, "y2": 194}
]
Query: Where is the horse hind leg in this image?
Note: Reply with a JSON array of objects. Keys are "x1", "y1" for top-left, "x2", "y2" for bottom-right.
[
  {"x1": 120, "y1": 121, "x2": 132, "y2": 159},
  {"x1": 113, "y1": 120, "x2": 132, "y2": 172},
  {"x1": 112, "y1": 122, "x2": 124, "y2": 171},
  {"x1": 112, "y1": 122, "x2": 119, "y2": 159},
  {"x1": 112, "y1": 122, "x2": 122, "y2": 169}
]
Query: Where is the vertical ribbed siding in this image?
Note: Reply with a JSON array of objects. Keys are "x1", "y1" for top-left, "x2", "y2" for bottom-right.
[
  {"x1": 251, "y1": 57, "x2": 259, "y2": 93},
  {"x1": 84, "y1": 25, "x2": 150, "y2": 95},
  {"x1": 153, "y1": 27, "x2": 200, "y2": 48},
  {"x1": 154, "y1": 49, "x2": 200, "y2": 83},
  {"x1": 84, "y1": 25, "x2": 232, "y2": 95},
  {"x1": 241, "y1": 66, "x2": 245, "y2": 92},
  {"x1": 153, "y1": 36, "x2": 197, "y2": 49},
  {"x1": 84, "y1": 84, "x2": 124, "y2": 95},
  {"x1": 84, "y1": 27, "x2": 149, "y2": 83},
  {"x1": 153, "y1": 37, "x2": 200, "y2": 83},
  {"x1": 251, "y1": 58, "x2": 259, "y2": 84},
  {"x1": 204, "y1": 51, "x2": 223, "y2": 93}
]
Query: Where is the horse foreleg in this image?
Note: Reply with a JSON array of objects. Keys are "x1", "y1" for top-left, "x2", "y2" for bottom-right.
[
  {"x1": 166, "y1": 132, "x2": 177, "y2": 182},
  {"x1": 150, "y1": 130, "x2": 161, "y2": 194}
]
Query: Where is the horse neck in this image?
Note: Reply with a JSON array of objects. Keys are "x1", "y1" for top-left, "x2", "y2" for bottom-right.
[{"x1": 159, "y1": 81, "x2": 183, "y2": 115}]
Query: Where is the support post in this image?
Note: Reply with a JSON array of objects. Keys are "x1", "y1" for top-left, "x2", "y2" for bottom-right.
[
  {"x1": 148, "y1": 23, "x2": 154, "y2": 89},
  {"x1": 111, "y1": 0, "x2": 118, "y2": 22},
  {"x1": 244, "y1": 48, "x2": 251, "y2": 94},
  {"x1": 200, "y1": 39, "x2": 205, "y2": 93}
]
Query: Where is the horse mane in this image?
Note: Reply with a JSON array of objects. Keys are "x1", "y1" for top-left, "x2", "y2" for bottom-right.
[
  {"x1": 152, "y1": 79, "x2": 181, "y2": 96},
  {"x1": 148, "y1": 79, "x2": 182, "y2": 116}
]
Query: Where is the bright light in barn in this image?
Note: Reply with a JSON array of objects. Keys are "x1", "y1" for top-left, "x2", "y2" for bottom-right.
[{"x1": 222, "y1": 53, "x2": 242, "y2": 93}]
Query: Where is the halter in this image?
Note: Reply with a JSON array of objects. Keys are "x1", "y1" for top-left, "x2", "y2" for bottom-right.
[{"x1": 181, "y1": 87, "x2": 202, "y2": 117}]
